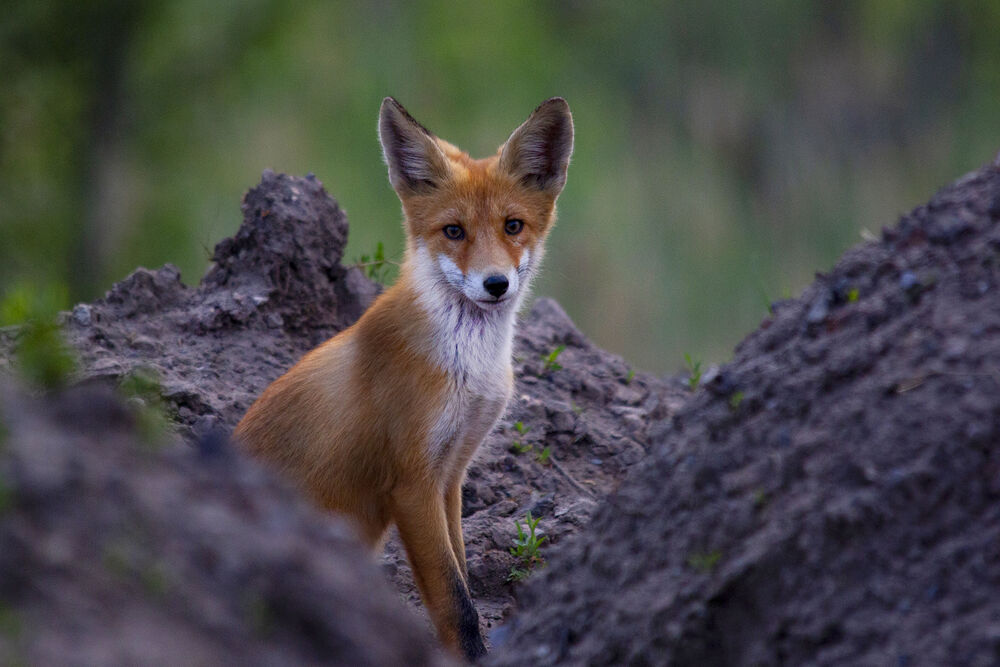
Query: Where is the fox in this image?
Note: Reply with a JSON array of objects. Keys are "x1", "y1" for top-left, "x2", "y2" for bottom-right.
[{"x1": 234, "y1": 97, "x2": 573, "y2": 660}]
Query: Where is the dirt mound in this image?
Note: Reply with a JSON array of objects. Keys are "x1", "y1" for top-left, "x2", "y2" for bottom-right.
[
  {"x1": 62, "y1": 169, "x2": 379, "y2": 438},
  {"x1": 489, "y1": 160, "x2": 1000, "y2": 665},
  {"x1": 0, "y1": 381, "x2": 449, "y2": 665},
  {"x1": 19, "y1": 171, "x2": 684, "y2": 644}
]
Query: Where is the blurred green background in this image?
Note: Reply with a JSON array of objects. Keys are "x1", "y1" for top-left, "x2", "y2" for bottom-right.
[{"x1": 2, "y1": 1, "x2": 999, "y2": 373}]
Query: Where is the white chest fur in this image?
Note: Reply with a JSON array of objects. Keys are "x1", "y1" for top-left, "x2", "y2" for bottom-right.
[{"x1": 410, "y1": 245, "x2": 517, "y2": 468}]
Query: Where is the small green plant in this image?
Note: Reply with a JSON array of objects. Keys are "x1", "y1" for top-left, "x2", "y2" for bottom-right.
[
  {"x1": 683, "y1": 353, "x2": 703, "y2": 391},
  {"x1": 244, "y1": 592, "x2": 274, "y2": 637},
  {"x1": 847, "y1": 287, "x2": 859, "y2": 303},
  {"x1": 687, "y1": 550, "x2": 722, "y2": 573},
  {"x1": 355, "y1": 241, "x2": 396, "y2": 284},
  {"x1": 534, "y1": 446, "x2": 552, "y2": 465},
  {"x1": 624, "y1": 368, "x2": 636, "y2": 384},
  {"x1": 729, "y1": 391, "x2": 744, "y2": 410},
  {"x1": 571, "y1": 402, "x2": 584, "y2": 416},
  {"x1": 0, "y1": 602, "x2": 21, "y2": 639},
  {"x1": 509, "y1": 441, "x2": 533, "y2": 455},
  {"x1": 0, "y1": 477, "x2": 13, "y2": 515},
  {"x1": 507, "y1": 511, "x2": 546, "y2": 581},
  {"x1": 542, "y1": 345, "x2": 566, "y2": 373},
  {"x1": 140, "y1": 563, "x2": 170, "y2": 599},
  {"x1": 0, "y1": 283, "x2": 76, "y2": 390},
  {"x1": 508, "y1": 421, "x2": 534, "y2": 454},
  {"x1": 118, "y1": 367, "x2": 172, "y2": 447}
]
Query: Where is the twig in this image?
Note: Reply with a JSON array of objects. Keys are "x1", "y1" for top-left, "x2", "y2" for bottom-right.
[
  {"x1": 353, "y1": 259, "x2": 401, "y2": 268},
  {"x1": 895, "y1": 368, "x2": 1000, "y2": 393},
  {"x1": 548, "y1": 455, "x2": 595, "y2": 498}
]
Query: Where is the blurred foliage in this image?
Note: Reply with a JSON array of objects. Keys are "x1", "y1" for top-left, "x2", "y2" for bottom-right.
[
  {"x1": 2, "y1": 1, "x2": 999, "y2": 371},
  {"x1": 117, "y1": 366, "x2": 172, "y2": 448},
  {"x1": 0, "y1": 284, "x2": 76, "y2": 390}
]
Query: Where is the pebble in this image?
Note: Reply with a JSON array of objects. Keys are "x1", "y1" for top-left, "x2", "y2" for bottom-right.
[
  {"x1": 805, "y1": 297, "x2": 829, "y2": 324},
  {"x1": 72, "y1": 304, "x2": 92, "y2": 326},
  {"x1": 899, "y1": 271, "x2": 920, "y2": 292}
]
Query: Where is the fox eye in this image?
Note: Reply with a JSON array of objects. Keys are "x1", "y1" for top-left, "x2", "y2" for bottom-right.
[
  {"x1": 504, "y1": 219, "x2": 524, "y2": 235},
  {"x1": 443, "y1": 225, "x2": 465, "y2": 240}
]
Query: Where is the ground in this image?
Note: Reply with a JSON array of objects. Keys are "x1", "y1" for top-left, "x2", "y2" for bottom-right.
[{"x1": 3, "y1": 159, "x2": 1000, "y2": 664}]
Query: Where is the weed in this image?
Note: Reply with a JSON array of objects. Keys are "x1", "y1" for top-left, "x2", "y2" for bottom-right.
[
  {"x1": 0, "y1": 283, "x2": 76, "y2": 390},
  {"x1": 118, "y1": 367, "x2": 172, "y2": 448},
  {"x1": 244, "y1": 591, "x2": 273, "y2": 637},
  {"x1": 507, "y1": 567, "x2": 532, "y2": 582},
  {"x1": 0, "y1": 478, "x2": 12, "y2": 515},
  {"x1": 684, "y1": 353, "x2": 703, "y2": 391},
  {"x1": 687, "y1": 550, "x2": 722, "y2": 573},
  {"x1": 509, "y1": 441, "x2": 533, "y2": 455},
  {"x1": 0, "y1": 603, "x2": 21, "y2": 639},
  {"x1": 507, "y1": 511, "x2": 546, "y2": 581},
  {"x1": 542, "y1": 345, "x2": 565, "y2": 373},
  {"x1": 847, "y1": 287, "x2": 859, "y2": 303},
  {"x1": 102, "y1": 543, "x2": 132, "y2": 579},
  {"x1": 140, "y1": 563, "x2": 170, "y2": 599},
  {"x1": 513, "y1": 421, "x2": 529, "y2": 435},
  {"x1": 355, "y1": 241, "x2": 397, "y2": 284},
  {"x1": 571, "y1": 402, "x2": 584, "y2": 416},
  {"x1": 624, "y1": 368, "x2": 635, "y2": 384},
  {"x1": 534, "y1": 446, "x2": 552, "y2": 465},
  {"x1": 729, "y1": 391, "x2": 745, "y2": 410}
]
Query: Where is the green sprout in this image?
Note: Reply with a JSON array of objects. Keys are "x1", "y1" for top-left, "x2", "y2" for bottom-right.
[
  {"x1": 684, "y1": 353, "x2": 703, "y2": 391},
  {"x1": 542, "y1": 345, "x2": 566, "y2": 373},
  {"x1": 729, "y1": 391, "x2": 745, "y2": 410},
  {"x1": 507, "y1": 511, "x2": 546, "y2": 581},
  {"x1": 0, "y1": 283, "x2": 76, "y2": 390},
  {"x1": 509, "y1": 441, "x2": 533, "y2": 455},
  {"x1": 624, "y1": 368, "x2": 636, "y2": 384},
  {"x1": 687, "y1": 550, "x2": 722, "y2": 573},
  {"x1": 118, "y1": 367, "x2": 172, "y2": 448},
  {"x1": 534, "y1": 446, "x2": 552, "y2": 465},
  {"x1": 355, "y1": 241, "x2": 395, "y2": 284}
]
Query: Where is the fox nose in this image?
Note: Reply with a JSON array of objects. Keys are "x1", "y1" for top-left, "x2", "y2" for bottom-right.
[{"x1": 483, "y1": 275, "x2": 509, "y2": 298}]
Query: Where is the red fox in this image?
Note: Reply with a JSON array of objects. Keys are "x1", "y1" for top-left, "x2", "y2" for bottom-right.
[{"x1": 234, "y1": 97, "x2": 573, "y2": 660}]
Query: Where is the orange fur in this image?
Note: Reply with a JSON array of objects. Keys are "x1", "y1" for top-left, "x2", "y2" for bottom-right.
[{"x1": 234, "y1": 97, "x2": 573, "y2": 661}]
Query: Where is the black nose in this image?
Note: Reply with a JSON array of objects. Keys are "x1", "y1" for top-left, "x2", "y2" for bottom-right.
[{"x1": 483, "y1": 275, "x2": 509, "y2": 298}]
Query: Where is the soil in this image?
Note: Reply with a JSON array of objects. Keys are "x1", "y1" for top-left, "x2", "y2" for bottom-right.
[
  {"x1": 0, "y1": 169, "x2": 684, "y2": 659},
  {"x1": 0, "y1": 381, "x2": 450, "y2": 666},
  {"x1": 5, "y1": 158, "x2": 1000, "y2": 665},
  {"x1": 488, "y1": 159, "x2": 1000, "y2": 666}
]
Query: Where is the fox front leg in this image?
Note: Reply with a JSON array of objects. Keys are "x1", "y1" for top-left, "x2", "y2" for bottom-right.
[
  {"x1": 391, "y1": 480, "x2": 486, "y2": 661},
  {"x1": 445, "y1": 477, "x2": 470, "y2": 583}
]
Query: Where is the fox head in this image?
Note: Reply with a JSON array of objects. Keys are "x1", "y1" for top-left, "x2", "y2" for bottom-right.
[{"x1": 379, "y1": 97, "x2": 573, "y2": 315}]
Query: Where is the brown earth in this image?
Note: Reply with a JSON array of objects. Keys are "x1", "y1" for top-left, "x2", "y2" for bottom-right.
[
  {"x1": 0, "y1": 170, "x2": 683, "y2": 660},
  {"x1": 0, "y1": 381, "x2": 450, "y2": 666},
  {"x1": 489, "y1": 157, "x2": 1000, "y2": 666}
]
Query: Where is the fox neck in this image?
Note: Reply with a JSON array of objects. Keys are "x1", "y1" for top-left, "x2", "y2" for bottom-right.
[{"x1": 404, "y1": 242, "x2": 521, "y2": 386}]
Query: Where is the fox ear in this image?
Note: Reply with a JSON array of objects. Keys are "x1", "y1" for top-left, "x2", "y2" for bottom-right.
[
  {"x1": 499, "y1": 97, "x2": 574, "y2": 196},
  {"x1": 379, "y1": 97, "x2": 449, "y2": 195}
]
